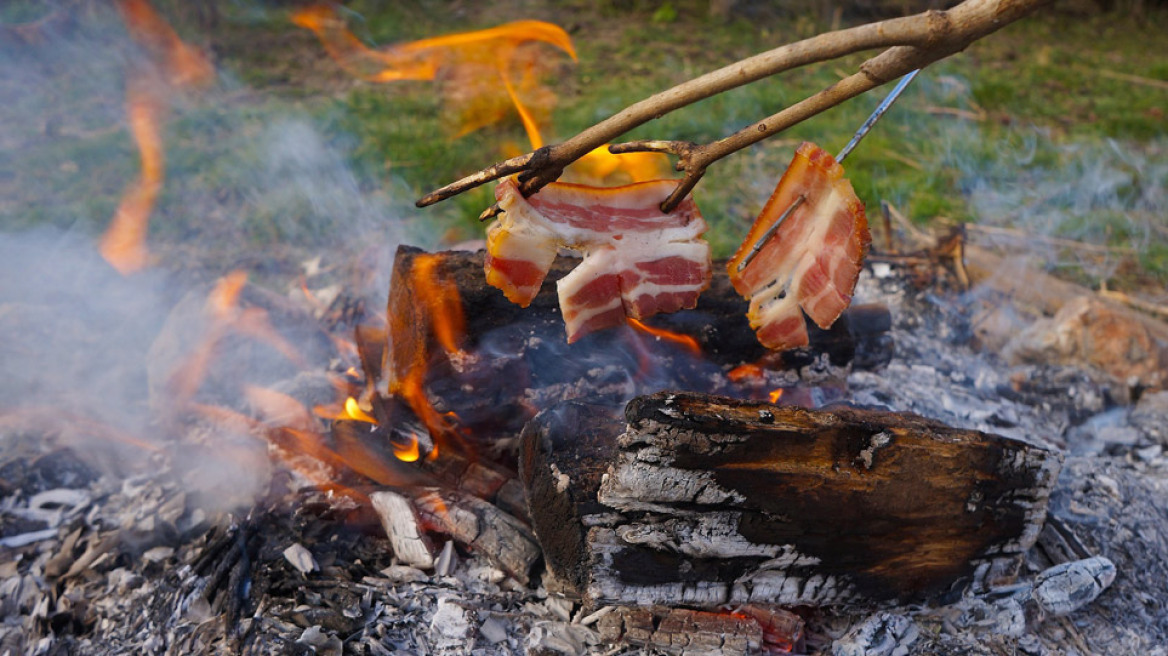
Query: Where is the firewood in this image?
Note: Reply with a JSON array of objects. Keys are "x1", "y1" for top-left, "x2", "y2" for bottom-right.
[
  {"x1": 370, "y1": 491, "x2": 436, "y2": 569},
  {"x1": 411, "y1": 489, "x2": 541, "y2": 585},
  {"x1": 521, "y1": 392, "x2": 1062, "y2": 607},
  {"x1": 518, "y1": 402, "x2": 624, "y2": 594},
  {"x1": 596, "y1": 607, "x2": 760, "y2": 656},
  {"x1": 388, "y1": 246, "x2": 891, "y2": 437},
  {"x1": 594, "y1": 604, "x2": 805, "y2": 656}
]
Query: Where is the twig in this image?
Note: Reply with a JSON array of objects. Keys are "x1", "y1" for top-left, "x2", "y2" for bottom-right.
[
  {"x1": 966, "y1": 223, "x2": 1135, "y2": 254},
  {"x1": 1075, "y1": 65, "x2": 1168, "y2": 92},
  {"x1": 922, "y1": 105, "x2": 988, "y2": 121},
  {"x1": 1098, "y1": 283, "x2": 1168, "y2": 320},
  {"x1": 417, "y1": 0, "x2": 1054, "y2": 212}
]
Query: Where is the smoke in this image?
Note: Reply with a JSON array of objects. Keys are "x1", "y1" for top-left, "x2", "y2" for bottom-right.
[
  {"x1": 0, "y1": 6, "x2": 423, "y2": 513},
  {"x1": 900, "y1": 74, "x2": 1167, "y2": 281}
]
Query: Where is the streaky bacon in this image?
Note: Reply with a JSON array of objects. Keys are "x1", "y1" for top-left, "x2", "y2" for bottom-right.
[
  {"x1": 486, "y1": 177, "x2": 711, "y2": 342},
  {"x1": 727, "y1": 142, "x2": 870, "y2": 351}
]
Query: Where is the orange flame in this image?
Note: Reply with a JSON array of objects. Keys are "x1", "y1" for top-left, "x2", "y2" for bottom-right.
[
  {"x1": 628, "y1": 317, "x2": 702, "y2": 356},
  {"x1": 99, "y1": 82, "x2": 166, "y2": 274},
  {"x1": 393, "y1": 433, "x2": 422, "y2": 463},
  {"x1": 413, "y1": 254, "x2": 465, "y2": 356},
  {"x1": 114, "y1": 0, "x2": 215, "y2": 88},
  {"x1": 165, "y1": 271, "x2": 308, "y2": 409},
  {"x1": 571, "y1": 146, "x2": 672, "y2": 185},
  {"x1": 293, "y1": 7, "x2": 574, "y2": 145},
  {"x1": 100, "y1": 0, "x2": 214, "y2": 274},
  {"x1": 768, "y1": 388, "x2": 785, "y2": 404},
  {"x1": 386, "y1": 254, "x2": 473, "y2": 458},
  {"x1": 343, "y1": 397, "x2": 377, "y2": 423},
  {"x1": 241, "y1": 386, "x2": 417, "y2": 494}
]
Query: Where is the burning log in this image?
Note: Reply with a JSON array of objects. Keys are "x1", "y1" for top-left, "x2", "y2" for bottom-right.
[
  {"x1": 387, "y1": 246, "x2": 891, "y2": 438},
  {"x1": 520, "y1": 392, "x2": 1061, "y2": 607}
]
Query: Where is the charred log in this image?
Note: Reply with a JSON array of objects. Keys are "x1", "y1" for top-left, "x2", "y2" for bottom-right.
[
  {"x1": 594, "y1": 604, "x2": 805, "y2": 656},
  {"x1": 521, "y1": 392, "x2": 1061, "y2": 607},
  {"x1": 388, "y1": 246, "x2": 891, "y2": 437},
  {"x1": 518, "y1": 402, "x2": 624, "y2": 594}
]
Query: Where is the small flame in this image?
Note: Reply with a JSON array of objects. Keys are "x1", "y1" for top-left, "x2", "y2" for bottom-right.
[
  {"x1": 114, "y1": 0, "x2": 215, "y2": 88},
  {"x1": 99, "y1": 81, "x2": 165, "y2": 274},
  {"x1": 628, "y1": 317, "x2": 702, "y2": 355},
  {"x1": 768, "y1": 388, "x2": 785, "y2": 404},
  {"x1": 413, "y1": 254, "x2": 466, "y2": 356},
  {"x1": 293, "y1": 7, "x2": 574, "y2": 145},
  {"x1": 393, "y1": 433, "x2": 422, "y2": 463},
  {"x1": 344, "y1": 397, "x2": 377, "y2": 424},
  {"x1": 100, "y1": 0, "x2": 213, "y2": 274}
]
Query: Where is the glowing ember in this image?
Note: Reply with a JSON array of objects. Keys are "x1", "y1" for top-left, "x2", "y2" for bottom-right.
[
  {"x1": 768, "y1": 388, "x2": 785, "y2": 404},
  {"x1": 628, "y1": 317, "x2": 702, "y2": 355},
  {"x1": 727, "y1": 363, "x2": 765, "y2": 382},
  {"x1": 293, "y1": 6, "x2": 574, "y2": 145},
  {"x1": 100, "y1": 0, "x2": 214, "y2": 274}
]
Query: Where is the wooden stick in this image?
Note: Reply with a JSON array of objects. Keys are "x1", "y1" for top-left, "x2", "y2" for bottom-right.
[{"x1": 417, "y1": 0, "x2": 1053, "y2": 211}]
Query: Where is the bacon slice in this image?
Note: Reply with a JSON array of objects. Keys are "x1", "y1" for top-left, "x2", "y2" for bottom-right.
[
  {"x1": 486, "y1": 178, "x2": 711, "y2": 342},
  {"x1": 727, "y1": 142, "x2": 870, "y2": 351}
]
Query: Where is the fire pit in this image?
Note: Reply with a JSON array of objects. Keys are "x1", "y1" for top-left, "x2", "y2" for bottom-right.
[{"x1": 2, "y1": 2, "x2": 1167, "y2": 655}]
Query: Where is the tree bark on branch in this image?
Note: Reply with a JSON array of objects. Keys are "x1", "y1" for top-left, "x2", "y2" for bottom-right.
[{"x1": 417, "y1": 0, "x2": 1053, "y2": 214}]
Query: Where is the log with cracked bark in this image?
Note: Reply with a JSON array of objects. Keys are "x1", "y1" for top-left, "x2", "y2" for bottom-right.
[{"x1": 520, "y1": 391, "x2": 1062, "y2": 607}]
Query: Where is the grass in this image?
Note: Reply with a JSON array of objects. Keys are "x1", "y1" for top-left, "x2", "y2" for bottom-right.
[{"x1": 2, "y1": 1, "x2": 1166, "y2": 289}]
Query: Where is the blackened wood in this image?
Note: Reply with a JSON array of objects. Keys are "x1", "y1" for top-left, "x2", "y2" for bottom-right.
[
  {"x1": 518, "y1": 402, "x2": 624, "y2": 593},
  {"x1": 525, "y1": 391, "x2": 1061, "y2": 607},
  {"x1": 592, "y1": 392, "x2": 1061, "y2": 605},
  {"x1": 595, "y1": 606, "x2": 783, "y2": 656},
  {"x1": 387, "y1": 246, "x2": 891, "y2": 436}
]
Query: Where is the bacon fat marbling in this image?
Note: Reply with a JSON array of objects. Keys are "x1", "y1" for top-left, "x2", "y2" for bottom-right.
[
  {"x1": 486, "y1": 178, "x2": 711, "y2": 342},
  {"x1": 727, "y1": 142, "x2": 870, "y2": 351}
]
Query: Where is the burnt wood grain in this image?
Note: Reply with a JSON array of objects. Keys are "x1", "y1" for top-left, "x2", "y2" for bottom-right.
[{"x1": 522, "y1": 391, "x2": 1062, "y2": 607}]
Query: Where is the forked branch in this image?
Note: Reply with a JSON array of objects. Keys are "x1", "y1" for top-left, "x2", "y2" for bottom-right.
[{"x1": 417, "y1": 0, "x2": 1052, "y2": 213}]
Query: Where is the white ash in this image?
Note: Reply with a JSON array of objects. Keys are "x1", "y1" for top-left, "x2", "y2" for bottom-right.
[
  {"x1": 832, "y1": 612, "x2": 918, "y2": 656},
  {"x1": 282, "y1": 542, "x2": 318, "y2": 574},
  {"x1": 1032, "y1": 556, "x2": 1116, "y2": 616},
  {"x1": 430, "y1": 597, "x2": 475, "y2": 653}
]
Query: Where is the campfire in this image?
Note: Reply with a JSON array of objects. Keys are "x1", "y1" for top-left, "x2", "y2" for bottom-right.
[{"x1": 3, "y1": 2, "x2": 1167, "y2": 655}]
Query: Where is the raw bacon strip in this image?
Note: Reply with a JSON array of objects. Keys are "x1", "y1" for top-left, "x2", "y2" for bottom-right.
[
  {"x1": 487, "y1": 178, "x2": 711, "y2": 342},
  {"x1": 727, "y1": 142, "x2": 870, "y2": 351}
]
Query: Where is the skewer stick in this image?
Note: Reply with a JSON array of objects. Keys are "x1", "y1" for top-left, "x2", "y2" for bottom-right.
[{"x1": 735, "y1": 69, "x2": 920, "y2": 272}]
